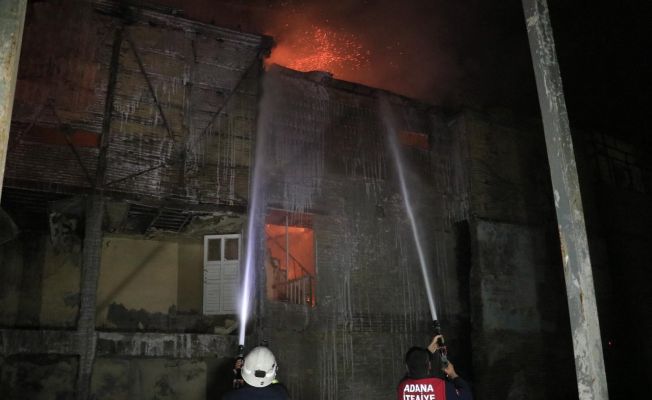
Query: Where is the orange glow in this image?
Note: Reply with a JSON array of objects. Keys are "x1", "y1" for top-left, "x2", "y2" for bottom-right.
[
  {"x1": 265, "y1": 220, "x2": 316, "y2": 306},
  {"x1": 22, "y1": 126, "x2": 99, "y2": 148},
  {"x1": 265, "y1": 224, "x2": 315, "y2": 279},
  {"x1": 266, "y1": 25, "x2": 370, "y2": 76},
  {"x1": 399, "y1": 130, "x2": 429, "y2": 150}
]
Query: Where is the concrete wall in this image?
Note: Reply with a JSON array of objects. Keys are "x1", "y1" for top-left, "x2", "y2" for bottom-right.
[
  {"x1": 40, "y1": 239, "x2": 81, "y2": 328},
  {"x1": 97, "y1": 236, "x2": 179, "y2": 329},
  {"x1": 0, "y1": 237, "x2": 23, "y2": 326},
  {"x1": 454, "y1": 111, "x2": 577, "y2": 399},
  {"x1": 0, "y1": 354, "x2": 78, "y2": 400},
  {"x1": 91, "y1": 358, "x2": 207, "y2": 400},
  {"x1": 177, "y1": 239, "x2": 203, "y2": 314},
  {"x1": 470, "y1": 220, "x2": 575, "y2": 400},
  {"x1": 0, "y1": 234, "x2": 47, "y2": 328},
  {"x1": 95, "y1": 234, "x2": 243, "y2": 334}
]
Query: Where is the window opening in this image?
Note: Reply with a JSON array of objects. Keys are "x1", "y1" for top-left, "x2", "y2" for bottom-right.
[
  {"x1": 399, "y1": 130, "x2": 429, "y2": 151},
  {"x1": 265, "y1": 210, "x2": 316, "y2": 306}
]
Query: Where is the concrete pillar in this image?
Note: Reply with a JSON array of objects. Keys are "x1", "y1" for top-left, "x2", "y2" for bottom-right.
[
  {"x1": 0, "y1": 0, "x2": 27, "y2": 200},
  {"x1": 76, "y1": 195, "x2": 104, "y2": 400},
  {"x1": 522, "y1": 1, "x2": 609, "y2": 399},
  {"x1": 75, "y1": 20, "x2": 124, "y2": 398}
]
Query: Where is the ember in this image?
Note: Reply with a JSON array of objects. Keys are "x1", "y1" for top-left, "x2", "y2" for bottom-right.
[{"x1": 266, "y1": 24, "x2": 370, "y2": 75}]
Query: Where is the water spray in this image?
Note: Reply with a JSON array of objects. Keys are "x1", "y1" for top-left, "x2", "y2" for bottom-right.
[
  {"x1": 233, "y1": 86, "x2": 269, "y2": 389},
  {"x1": 380, "y1": 97, "x2": 448, "y2": 366},
  {"x1": 381, "y1": 98, "x2": 438, "y2": 321},
  {"x1": 238, "y1": 217, "x2": 258, "y2": 348},
  {"x1": 238, "y1": 72, "x2": 275, "y2": 348}
]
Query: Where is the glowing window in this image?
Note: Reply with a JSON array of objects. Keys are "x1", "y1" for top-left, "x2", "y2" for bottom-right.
[{"x1": 265, "y1": 210, "x2": 316, "y2": 307}]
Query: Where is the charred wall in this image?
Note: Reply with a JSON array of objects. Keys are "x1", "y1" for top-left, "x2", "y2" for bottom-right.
[
  {"x1": 6, "y1": 0, "x2": 265, "y2": 206},
  {"x1": 251, "y1": 68, "x2": 471, "y2": 399}
]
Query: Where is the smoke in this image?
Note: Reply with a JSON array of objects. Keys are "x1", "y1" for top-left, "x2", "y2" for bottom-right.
[{"x1": 152, "y1": 0, "x2": 538, "y2": 113}]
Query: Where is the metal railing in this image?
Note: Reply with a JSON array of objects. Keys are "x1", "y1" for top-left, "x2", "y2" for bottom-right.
[{"x1": 274, "y1": 275, "x2": 315, "y2": 306}]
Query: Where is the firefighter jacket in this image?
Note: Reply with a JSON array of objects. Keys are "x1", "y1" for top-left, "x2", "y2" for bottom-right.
[
  {"x1": 397, "y1": 375, "x2": 473, "y2": 400},
  {"x1": 222, "y1": 382, "x2": 290, "y2": 400}
]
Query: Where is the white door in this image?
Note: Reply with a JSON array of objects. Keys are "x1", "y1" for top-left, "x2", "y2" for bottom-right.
[{"x1": 203, "y1": 234, "x2": 241, "y2": 315}]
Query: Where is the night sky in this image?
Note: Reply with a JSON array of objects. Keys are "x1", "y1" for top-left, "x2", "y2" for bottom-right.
[{"x1": 152, "y1": 0, "x2": 648, "y2": 143}]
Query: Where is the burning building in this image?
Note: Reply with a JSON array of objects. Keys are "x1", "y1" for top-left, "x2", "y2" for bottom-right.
[{"x1": 1, "y1": 1, "x2": 651, "y2": 400}]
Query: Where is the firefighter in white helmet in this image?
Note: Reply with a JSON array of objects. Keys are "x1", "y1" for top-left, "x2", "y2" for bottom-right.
[{"x1": 223, "y1": 346, "x2": 290, "y2": 399}]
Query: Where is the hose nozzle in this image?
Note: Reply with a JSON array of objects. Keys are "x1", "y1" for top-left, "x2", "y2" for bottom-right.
[
  {"x1": 432, "y1": 320, "x2": 444, "y2": 347},
  {"x1": 233, "y1": 344, "x2": 245, "y2": 389},
  {"x1": 432, "y1": 320, "x2": 448, "y2": 368}
]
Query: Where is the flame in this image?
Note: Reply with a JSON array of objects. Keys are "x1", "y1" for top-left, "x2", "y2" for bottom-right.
[{"x1": 266, "y1": 25, "x2": 370, "y2": 76}]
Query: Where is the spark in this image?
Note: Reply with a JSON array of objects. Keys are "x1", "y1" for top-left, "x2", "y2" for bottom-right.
[{"x1": 267, "y1": 25, "x2": 370, "y2": 75}]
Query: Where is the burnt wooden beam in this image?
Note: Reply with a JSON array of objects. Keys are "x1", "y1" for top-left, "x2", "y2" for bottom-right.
[
  {"x1": 7, "y1": 98, "x2": 47, "y2": 152},
  {"x1": 104, "y1": 159, "x2": 169, "y2": 187},
  {"x1": 198, "y1": 53, "x2": 261, "y2": 140},
  {"x1": 61, "y1": 124, "x2": 96, "y2": 187},
  {"x1": 96, "y1": 25, "x2": 124, "y2": 189},
  {"x1": 47, "y1": 101, "x2": 96, "y2": 187},
  {"x1": 177, "y1": 213, "x2": 191, "y2": 232},
  {"x1": 179, "y1": 31, "x2": 197, "y2": 191},
  {"x1": 146, "y1": 207, "x2": 163, "y2": 231},
  {"x1": 124, "y1": 28, "x2": 176, "y2": 142}
]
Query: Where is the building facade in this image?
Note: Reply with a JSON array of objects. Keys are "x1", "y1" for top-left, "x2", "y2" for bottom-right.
[{"x1": 6, "y1": 1, "x2": 650, "y2": 400}]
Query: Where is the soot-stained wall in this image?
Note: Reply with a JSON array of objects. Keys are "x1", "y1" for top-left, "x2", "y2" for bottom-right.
[
  {"x1": 91, "y1": 358, "x2": 207, "y2": 399},
  {"x1": 250, "y1": 67, "x2": 471, "y2": 399},
  {"x1": 0, "y1": 354, "x2": 78, "y2": 400},
  {"x1": 6, "y1": 0, "x2": 264, "y2": 206},
  {"x1": 0, "y1": 234, "x2": 49, "y2": 329},
  {"x1": 97, "y1": 236, "x2": 179, "y2": 328}
]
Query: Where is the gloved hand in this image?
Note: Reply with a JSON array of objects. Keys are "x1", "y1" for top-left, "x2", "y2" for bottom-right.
[
  {"x1": 428, "y1": 334, "x2": 444, "y2": 353},
  {"x1": 442, "y1": 361, "x2": 459, "y2": 380}
]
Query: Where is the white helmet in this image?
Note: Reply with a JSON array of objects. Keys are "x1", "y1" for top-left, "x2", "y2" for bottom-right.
[{"x1": 241, "y1": 346, "x2": 278, "y2": 387}]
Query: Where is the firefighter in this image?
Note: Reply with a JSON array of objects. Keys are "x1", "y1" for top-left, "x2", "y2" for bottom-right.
[
  {"x1": 223, "y1": 346, "x2": 290, "y2": 400},
  {"x1": 397, "y1": 339, "x2": 473, "y2": 400}
]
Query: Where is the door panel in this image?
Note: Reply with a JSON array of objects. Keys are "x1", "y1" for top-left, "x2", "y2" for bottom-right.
[{"x1": 203, "y1": 235, "x2": 241, "y2": 315}]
